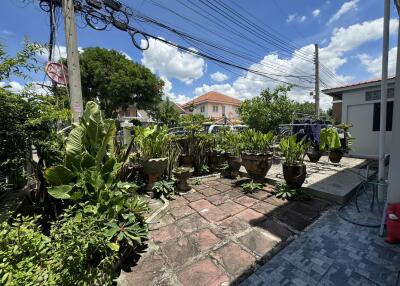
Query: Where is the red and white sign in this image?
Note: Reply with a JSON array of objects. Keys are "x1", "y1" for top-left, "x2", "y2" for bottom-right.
[{"x1": 45, "y1": 62, "x2": 69, "y2": 85}]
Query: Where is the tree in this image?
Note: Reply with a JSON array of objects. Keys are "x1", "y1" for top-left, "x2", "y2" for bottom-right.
[
  {"x1": 79, "y1": 47, "x2": 164, "y2": 117},
  {"x1": 239, "y1": 86, "x2": 296, "y2": 133},
  {"x1": 149, "y1": 97, "x2": 180, "y2": 127},
  {"x1": 294, "y1": 101, "x2": 315, "y2": 115}
]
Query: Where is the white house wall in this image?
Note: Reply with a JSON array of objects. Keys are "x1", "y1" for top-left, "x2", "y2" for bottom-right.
[{"x1": 342, "y1": 88, "x2": 392, "y2": 158}]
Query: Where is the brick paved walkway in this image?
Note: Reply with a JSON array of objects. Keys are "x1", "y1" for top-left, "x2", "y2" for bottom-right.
[{"x1": 118, "y1": 177, "x2": 330, "y2": 286}]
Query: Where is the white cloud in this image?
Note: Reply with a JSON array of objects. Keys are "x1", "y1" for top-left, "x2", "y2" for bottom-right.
[
  {"x1": 287, "y1": 14, "x2": 296, "y2": 23},
  {"x1": 312, "y1": 9, "x2": 321, "y2": 17},
  {"x1": 38, "y1": 45, "x2": 84, "y2": 62},
  {"x1": 328, "y1": 0, "x2": 359, "y2": 25},
  {"x1": 358, "y1": 47, "x2": 397, "y2": 77},
  {"x1": 0, "y1": 81, "x2": 24, "y2": 93},
  {"x1": 161, "y1": 76, "x2": 191, "y2": 104},
  {"x1": 0, "y1": 81, "x2": 51, "y2": 95},
  {"x1": 287, "y1": 14, "x2": 307, "y2": 23},
  {"x1": 120, "y1": 51, "x2": 132, "y2": 61},
  {"x1": 210, "y1": 72, "x2": 229, "y2": 82},
  {"x1": 1, "y1": 30, "x2": 13, "y2": 36},
  {"x1": 190, "y1": 17, "x2": 398, "y2": 110},
  {"x1": 141, "y1": 38, "x2": 205, "y2": 84}
]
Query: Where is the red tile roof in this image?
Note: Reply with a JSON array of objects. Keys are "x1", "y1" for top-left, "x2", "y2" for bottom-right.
[
  {"x1": 323, "y1": 76, "x2": 396, "y2": 94},
  {"x1": 182, "y1": 91, "x2": 242, "y2": 107}
]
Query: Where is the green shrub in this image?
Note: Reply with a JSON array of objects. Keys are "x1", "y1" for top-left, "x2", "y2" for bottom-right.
[
  {"x1": 240, "y1": 129, "x2": 275, "y2": 153},
  {"x1": 241, "y1": 180, "x2": 263, "y2": 193},
  {"x1": 279, "y1": 135, "x2": 309, "y2": 166},
  {"x1": 152, "y1": 180, "x2": 176, "y2": 199}
]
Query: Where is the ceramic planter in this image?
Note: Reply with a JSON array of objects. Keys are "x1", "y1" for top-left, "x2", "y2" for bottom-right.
[
  {"x1": 141, "y1": 157, "x2": 168, "y2": 191},
  {"x1": 226, "y1": 154, "x2": 242, "y2": 178},
  {"x1": 306, "y1": 149, "x2": 323, "y2": 163},
  {"x1": 172, "y1": 167, "x2": 194, "y2": 192},
  {"x1": 180, "y1": 154, "x2": 194, "y2": 168},
  {"x1": 241, "y1": 151, "x2": 273, "y2": 183},
  {"x1": 329, "y1": 149, "x2": 344, "y2": 163},
  {"x1": 208, "y1": 150, "x2": 226, "y2": 173},
  {"x1": 282, "y1": 163, "x2": 307, "y2": 189}
]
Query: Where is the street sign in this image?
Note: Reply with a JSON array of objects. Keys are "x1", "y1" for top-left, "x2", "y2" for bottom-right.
[{"x1": 45, "y1": 62, "x2": 69, "y2": 85}]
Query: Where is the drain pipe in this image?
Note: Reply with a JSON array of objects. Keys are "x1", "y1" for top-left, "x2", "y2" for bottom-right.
[{"x1": 378, "y1": 0, "x2": 390, "y2": 186}]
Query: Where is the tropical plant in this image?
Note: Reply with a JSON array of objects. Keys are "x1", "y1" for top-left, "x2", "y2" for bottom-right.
[
  {"x1": 274, "y1": 181, "x2": 310, "y2": 201},
  {"x1": 241, "y1": 129, "x2": 275, "y2": 153},
  {"x1": 134, "y1": 125, "x2": 169, "y2": 159},
  {"x1": 241, "y1": 180, "x2": 263, "y2": 193},
  {"x1": 279, "y1": 135, "x2": 310, "y2": 166},
  {"x1": 152, "y1": 180, "x2": 176, "y2": 199},
  {"x1": 165, "y1": 139, "x2": 182, "y2": 180},
  {"x1": 319, "y1": 127, "x2": 341, "y2": 151},
  {"x1": 224, "y1": 131, "x2": 242, "y2": 156}
]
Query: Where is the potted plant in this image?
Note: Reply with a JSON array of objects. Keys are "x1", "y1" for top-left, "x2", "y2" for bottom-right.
[
  {"x1": 208, "y1": 128, "x2": 229, "y2": 172},
  {"x1": 320, "y1": 127, "x2": 349, "y2": 163},
  {"x1": 306, "y1": 144, "x2": 323, "y2": 163},
  {"x1": 223, "y1": 131, "x2": 242, "y2": 178},
  {"x1": 240, "y1": 129, "x2": 275, "y2": 183},
  {"x1": 134, "y1": 125, "x2": 169, "y2": 191},
  {"x1": 279, "y1": 135, "x2": 309, "y2": 189},
  {"x1": 172, "y1": 167, "x2": 194, "y2": 192}
]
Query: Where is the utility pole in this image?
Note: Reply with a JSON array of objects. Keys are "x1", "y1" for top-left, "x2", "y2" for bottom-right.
[
  {"x1": 378, "y1": 0, "x2": 390, "y2": 183},
  {"x1": 62, "y1": 0, "x2": 83, "y2": 123},
  {"x1": 314, "y1": 43, "x2": 320, "y2": 118}
]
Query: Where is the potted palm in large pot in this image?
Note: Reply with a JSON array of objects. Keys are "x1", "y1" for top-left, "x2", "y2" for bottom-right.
[
  {"x1": 241, "y1": 129, "x2": 275, "y2": 183},
  {"x1": 279, "y1": 135, "x2": 309, "y2": 189},
  {"x1": 134, "y1": 125, "x2": 169, "y2": 191},
  {"x1": 320, "y1": 127, "x2": 353, "y2": 164},
  {"x1": 223, "y1": 131, "x2": 242, "y2": 178}
]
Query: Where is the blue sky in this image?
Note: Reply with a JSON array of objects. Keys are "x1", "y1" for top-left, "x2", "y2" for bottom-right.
[{"x1": 1, "y1": 0, "x2": 399, "y2": 109}]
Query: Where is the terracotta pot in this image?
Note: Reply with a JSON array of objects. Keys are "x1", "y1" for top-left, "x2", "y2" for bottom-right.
[
  {"x1": 306, "y1": 150, "x2": 323, "y2": 163},
  {"x1": 141, "y1": 157, "x2": 168, "y2": 191},
  {"x1": 172, "y1": 167, "x2": 194, "y2": 192},
  {"x1": 329, "y1": 150, "x2": 344, "y2": 163},
  {"x1": 282, "y1": 163, "x2": 307, "y2": 189},
  {"x1": 241, "y1": 152, "x2": 272, "y2": 183},
  {"x1": 180, "y1": 154, "x2": 194, "y2": 167}
]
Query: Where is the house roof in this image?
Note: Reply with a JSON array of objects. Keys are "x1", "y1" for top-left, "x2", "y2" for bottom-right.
[
  {"x1": 182, "y1": 91, "x2": 242, "y2": 107},
  {"x1": 172, "y1": 102, "x2": 186, "y2": 114},
  {"x1": 322, "y1": 76, "x2": 396, "y2": 97}
]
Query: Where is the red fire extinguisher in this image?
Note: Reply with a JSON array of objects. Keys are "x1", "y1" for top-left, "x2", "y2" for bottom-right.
[{"x1": 386, "y1": 203, "x2": 400, "y2": 244}]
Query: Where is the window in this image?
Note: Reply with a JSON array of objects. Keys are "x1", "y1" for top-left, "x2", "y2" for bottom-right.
[
  {"x1": 372, "y1": 101, "x2": 393, "y2": 131},
  {"x1": 200, "y1": 105, "x2": 205, "y2": 112},
  {"x1": 212, "y1": 105, "x2": 219, "y2": 112},
  {"x1": 366, "y1": 88, "x2": 394, "y2": 101}
]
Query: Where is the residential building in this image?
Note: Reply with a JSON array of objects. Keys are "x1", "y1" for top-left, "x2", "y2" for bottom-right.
[
  {"x1": 323, "y1": 77, "x2": 395, "y2": 158},
  {"x1": 182, "y1": 91, "x2": 241, "y2": 120}
]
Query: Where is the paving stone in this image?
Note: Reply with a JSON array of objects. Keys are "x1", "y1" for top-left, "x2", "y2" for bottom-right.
[
  {"x1": 218, "y1": 200, "x2": 246, "y2": 217},
  {"x1": 287, "y1": 201, "x2": 321, "y2": 220},
  {"x1": 216, "y1": 216, "x2": 249, "y2": 235},
  {"x1": 238, "y1": 229, "x2": 278, "y2": 257},
  {"x1": 264, "y1": 195, "x2": 289, "y2": 207},
  {"x1": 274, "y1": 209, "x2": 313, "y2": 231},
  {"x1": 161, "y1": 237, "x2": 199, "y2": 268},
  {"x1": 198, "y1": 205, "x2": 230, "y2": 222},
  {"x1": 183, "y1": 192, "x2": 205, "y2": 202},
  {"x1": 318, "y1": 262, "x2": 377, "y2": 286},
  {"x1": 206, "y1": 180, "x2": 221, "y2": 187},
  {"x1": 169, "y1": 196, "x2": 189, "y2": 209},
  {"x1": 300, "y1": 198, "x2": 331, "y2": 212},
  {"x1": 255, "y1": 219, "x2": 293, "y2": 242},
  {"x1": 234, "y1": 209, "x2": 266, "y2": 226},
  {"x1": 149, "y1": 214, "x2": 175, "y2": 231},
  {"x1": 211, "y1": 242, "x2": 256, "y2": 277},
  {"x1": 247, "y1": 190, "x2": 271, "y2": 201},
  {"x1": 197, "y1": 187, "x2": 220, "y2": 197},
  {"x1": 177, "y1": 259, "x2": 230, "y2": 286},
  {"x1": 176, "y1": 213, "x2": 209, "y2": 234},
  {"x1": 262, "y1": 184, "x2": 275, "y2": 194},
  {"x1": 221, "y1": 188, "x2": 244, "y2": 200},
  {"x1": 189, "y1": 199, "x2": 214, "y2": 212},
  {"x1": 191, "y1": 183, "x2": 207, "y2": 190},
  {"x1": 251, "y1": 201, "x2": 278, "y2": 216},
  {"x1": 234, "y1": 196, "x2": 258, "y2": 208},
  {"x1": 119, "y1": 253, "x2": 165, "y2": 285},
  {"x1": 170, "y1": 205, "x2": 195, "y2": 220},
  {"x1": 213, "y1": 183, "x2": 232, "y2": 192},
  {"x1": 207, "y1": 194, "x2": 226, "y2": 205},
  {"x1": 189, "y1": 229, "x2": 221, "y2": 251},
  {"x1": 151, "y1": 223, "x2": 182, "y2": 243}
]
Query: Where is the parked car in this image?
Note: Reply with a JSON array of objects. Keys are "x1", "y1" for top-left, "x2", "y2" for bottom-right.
[
  {"x1": 207, "y1": 124, "x2": 248, "y2": 133},
  {"x1": 168, "y1": 127, "x2": 190, "y2": 135}
]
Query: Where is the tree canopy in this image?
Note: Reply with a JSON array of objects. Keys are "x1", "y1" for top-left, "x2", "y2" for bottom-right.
[
  {"x1": 79, "y1": 47, "x2": 164, "y2": 117},
  {"x1": 148, "y1": 97, "x2": 181, "y2": 127},
  {"x1": 239, "y1": 86, "x2": 297, "y2": 133}
]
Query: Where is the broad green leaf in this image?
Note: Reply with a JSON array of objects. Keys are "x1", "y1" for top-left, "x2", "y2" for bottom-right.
[
  {"x1": 96, "y1": 119, "x2": 116, "y2": 163},
  {"x1": 107, "y1": 242, "x2": 120, "y2": 252},
  {"x1": 47, "y1": 185, "x2": 73, "y2": 200},
  {"x1": 44, "y1": 165, "x2": 75, "y2": 186}
]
